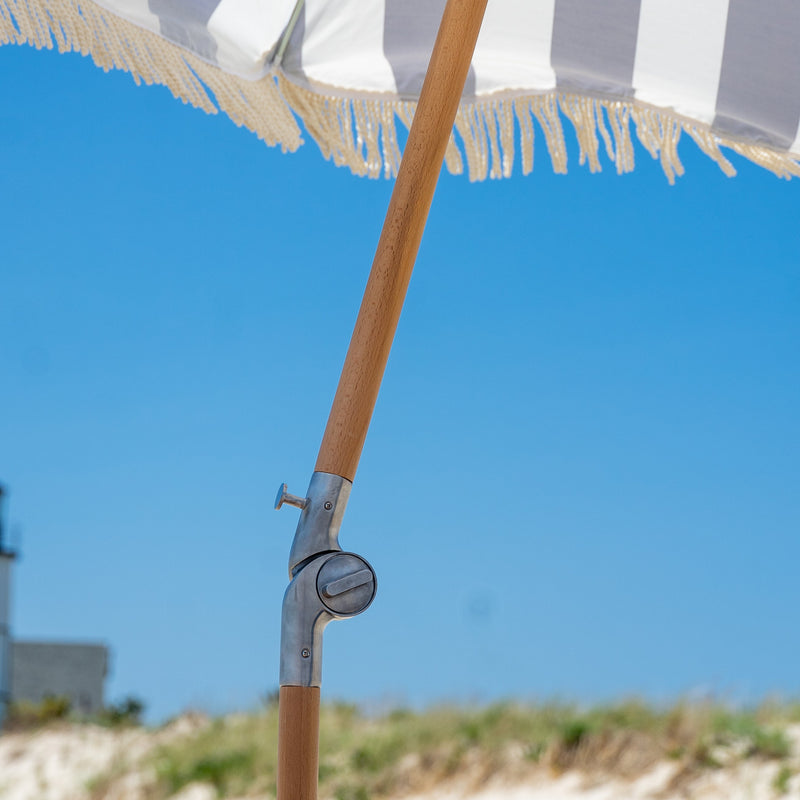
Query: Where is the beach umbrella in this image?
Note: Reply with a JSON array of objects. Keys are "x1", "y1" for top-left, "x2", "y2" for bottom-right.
[{"x1": 3, "y1": 1, "x2": 799, "y2": 797}]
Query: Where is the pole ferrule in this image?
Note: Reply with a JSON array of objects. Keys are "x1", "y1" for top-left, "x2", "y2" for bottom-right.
[{"x1": 277, "y1": 472, "x2": 352, "y2": 576}]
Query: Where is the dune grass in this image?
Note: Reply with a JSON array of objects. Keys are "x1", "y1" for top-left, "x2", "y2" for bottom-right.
[
  {"x1": 105, "y1": 698, "x2": 799, "y2": 800},
  {"x1": 7, "y1": 696, "x2": 792, "y2": 798}
]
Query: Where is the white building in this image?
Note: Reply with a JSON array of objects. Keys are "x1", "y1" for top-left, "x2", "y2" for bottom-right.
[{"x1": 10, "y1": 641, "x2": 109, "y2": 714}]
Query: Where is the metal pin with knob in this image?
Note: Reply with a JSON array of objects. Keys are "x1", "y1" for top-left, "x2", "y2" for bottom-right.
[{"x1": 275, "y1": 483, "x2": 308, "y2": 511}]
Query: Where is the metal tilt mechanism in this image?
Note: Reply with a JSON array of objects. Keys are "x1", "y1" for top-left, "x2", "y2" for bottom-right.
[
  {"x1": 273, "y1": 1, "x2": 488, "y2": 798},
  {"x1": 275, "y1": 473, "x2": 376, "y2": 689}
]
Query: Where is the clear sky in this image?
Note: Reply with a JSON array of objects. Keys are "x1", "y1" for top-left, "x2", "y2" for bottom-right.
[{"x1": 1, "y1": 42, "x2": 798, "y2": 723}]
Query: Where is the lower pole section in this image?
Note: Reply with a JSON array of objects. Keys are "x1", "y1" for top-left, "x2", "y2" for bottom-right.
[{"x1": 277, "y1": 686, "x2": 321, "y2": 800}]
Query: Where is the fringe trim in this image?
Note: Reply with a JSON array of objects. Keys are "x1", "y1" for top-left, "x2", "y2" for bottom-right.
[
  {"x1": 279, "y1": 78, "x2": 800, "y2": 184},
  {"x1": 0, "y1": 0, "x2": 302, "y2": 151},
  {"x1": 2, "y1": 0, "x2": 798, "y2": 183}
]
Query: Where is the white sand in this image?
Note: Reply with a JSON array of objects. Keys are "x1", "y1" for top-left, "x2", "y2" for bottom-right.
[
  {"x1": 0, "y1": 715, "x2": 207, "y2": 800},
  {"x1": 398, "y1": 758, "x2": 800, "y2": 800}
]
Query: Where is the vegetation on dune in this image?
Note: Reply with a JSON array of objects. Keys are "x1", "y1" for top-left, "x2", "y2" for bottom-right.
[
  {"x1": 5, "y1": 694, "x2": 73, "y2": 728},
  {"x1": 89, "y1": 698, "x2": 799, "y2": 800},
  {"x1": 6, "y1": 694, "x2": 146, "y2": 730},
  {"x1": 774, "y1": 764, "x2": 795, "y2": 795}
]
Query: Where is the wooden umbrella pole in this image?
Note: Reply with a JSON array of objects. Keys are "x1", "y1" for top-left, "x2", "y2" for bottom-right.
[
  {"x1": 277, "y1": 685, "x2": 320, "y2": 800},
  {"x1": 277, "y1": 2, "x2": 488, "y2": 799},
  {"x1": 314, "y1": 0, "x2": 489, "y2": 483}
]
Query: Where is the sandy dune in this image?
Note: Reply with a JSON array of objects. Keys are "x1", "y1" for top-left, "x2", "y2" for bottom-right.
[{"x1": 1, "y1": 720, "x2": 798, "y2": 800}]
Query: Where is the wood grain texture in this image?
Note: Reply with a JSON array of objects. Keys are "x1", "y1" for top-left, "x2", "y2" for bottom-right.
[
  {"x1": 277, "y1": 686, "x2": 321, "y2": 800},
  {"x1": 315, "y1": 0, "x2": 489, "y2": 482}
]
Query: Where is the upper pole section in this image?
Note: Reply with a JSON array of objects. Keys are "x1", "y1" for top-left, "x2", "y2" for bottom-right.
[{"x1": 315, "y1": 0, "x2": 489, "y2": 482}]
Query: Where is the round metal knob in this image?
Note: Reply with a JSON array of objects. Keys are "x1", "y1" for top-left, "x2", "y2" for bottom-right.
[
  {"x1": 316, "y1": 553, "x2": 376, "y2": 617},
  {"x1": 275, "y1": 483, "x2": 308, "y2": 511}
]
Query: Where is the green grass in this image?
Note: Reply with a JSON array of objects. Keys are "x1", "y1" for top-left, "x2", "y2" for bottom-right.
[
  {"x1": 774, "y1": 765, "x2": 794, "y2": 795},
  {"x1": 709, "y1": 709, "x2": 791, "y2": 759},
  {"x1": 83, "y1": 699, "x2": 799, "y2": 800}
]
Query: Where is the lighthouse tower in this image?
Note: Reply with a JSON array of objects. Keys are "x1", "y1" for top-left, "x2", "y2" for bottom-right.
[{"x1": 0, "y1": 485, "x2": 16, "y2": 729}]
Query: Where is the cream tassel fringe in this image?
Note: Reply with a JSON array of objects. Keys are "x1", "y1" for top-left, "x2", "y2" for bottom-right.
[
  {"x1": 0, "y1": 0, "x2": 302, "y2": 151},
  {"x1": 280, "y1": 79, "x2": 800, "y2": 184},
  {"x1": 2, "y1": 0, "x2": 799, "y2": 183}
]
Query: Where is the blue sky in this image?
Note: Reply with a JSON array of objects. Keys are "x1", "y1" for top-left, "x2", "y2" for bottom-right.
[{"x1": 1, "y1": 43, "x2": 799, "y2": 722}]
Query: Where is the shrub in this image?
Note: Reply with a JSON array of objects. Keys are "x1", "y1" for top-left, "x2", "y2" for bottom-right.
[
  {"x1": 100, "y1": 696, "x2": 145, "y2": 726},
  {"x1": 6, "y1": 695, "x2": 71, "y2": 728},
  {"x1": 560, "y1": 718, "x2": 592, "y2": 749}
]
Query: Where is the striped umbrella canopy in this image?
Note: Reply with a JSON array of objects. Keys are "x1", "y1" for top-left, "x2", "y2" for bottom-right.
[{"x1": 3, "y1": 0, "x2": 800, "y2": 183}]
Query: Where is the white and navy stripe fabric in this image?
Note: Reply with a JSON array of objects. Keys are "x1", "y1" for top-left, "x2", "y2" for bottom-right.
[{"x1": 105, "y1": 0, "x2": 800, "y2": 157}]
